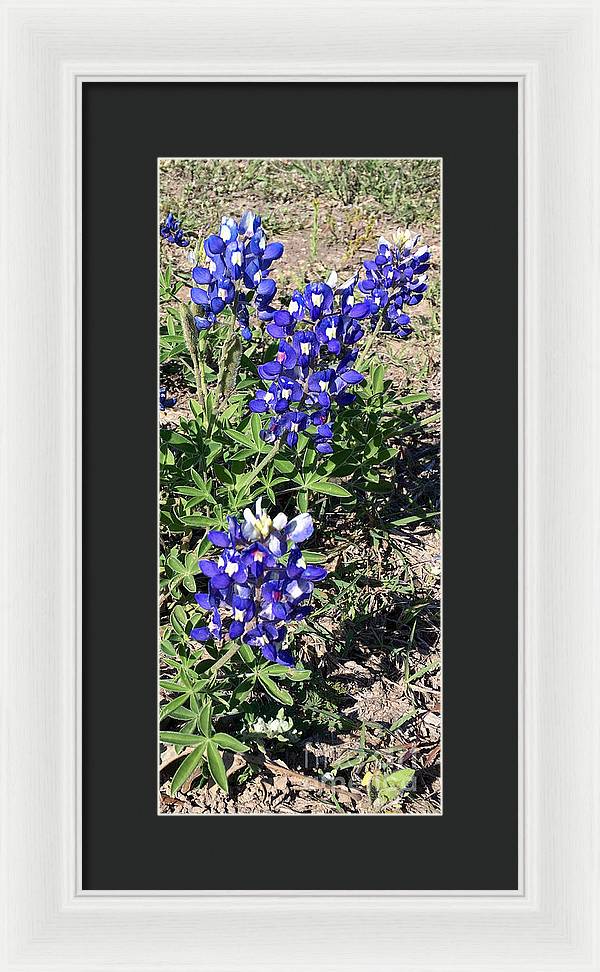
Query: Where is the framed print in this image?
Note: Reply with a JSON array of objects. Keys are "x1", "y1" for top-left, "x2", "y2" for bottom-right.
[
  {"x1": 2, "y1": 1, "x2": 599, "y2": 970},
  {"x1": 156, "y1": 156, "x2": 443, "y2": 818},
  {"x1": 83, "y1": 81, "x2": 517, "y2": 890}
]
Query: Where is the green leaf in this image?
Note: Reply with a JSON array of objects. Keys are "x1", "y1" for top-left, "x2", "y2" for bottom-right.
[
  {"x1": 160, "y1": 679, "x2": 190, "y2": 693},
  {"x1": 160, "y1": 693, "x2": 190, "y2": 719},
  {"x1": 274, "y1": 458, "x2": 295, "y2": 474},
  {"x1": 390, "y1": 511, "x2": 439, "y2": 527},
  {"x1": 332, "y1": 751, "x2": 367, "y2": 771},
  {"x1": 206, "y1": 740, "x2": 229, "y2": 793},
  {"x1": 280, "y1": 667, "x2": 311, "y2": 682},
  {"x1": 250, "y1": 412, "x2": 263, "y2": 451},
  {"x1": 161, "y1": 730, "x2": 205, "y2": 746},
  {"x1": 170, "y1": 605, "x2": 187, "y2": 636},
  {"x1": 261, "y1": 663, "x2": 311, "y2": 682},
  {"x1": 238, "y1": 642, "x2": 255, "y2": 664},
  {"x1": 372, "y1": 363, "x2": 384, "y2": 394},
  {"x1": 233, "y1": 676, "x2": 255, "y2": 703},
  {"x1": 161, "y1": 429, "x2": 194, "y2": 449},
  {"x1": 211, "y1": 732, "x2": 249, "y2": 753},
  {"x1": 170, "y1": 742, "x2": 206, "y2": 796},
  {"x1": 179, "y1": 515, "x2": 214, "y2": 528},
  {"x1": 258, "y1": 673, "x2": 293, "y2": 706},
  {"x1": 299, "y1": 550, "x2": 328, "y2": 564},
  {"x1": 198, "y1": 699, "x2": 212, "y2": 736},
  {"x1": 407, "y1": 659, "x2": 439, "y2": 684},
  {"x1": 383, "y1": 768, "x2": 415, "y2": 790},
  {"x1": 168, "y1": 705, "x2": 195, "y2": 719},
  {"x1": 225, "y1": 429, "x2": 256, "y2": 449},
  {"x1": 397, "y1": 393, "x2": 429, "y2": 405},
  {"x1": 310, "y1": 480, "x2": 352, "y2": 498},
  {"x1": 389, "y1": 708, "x2": 417, "y2": 731}
]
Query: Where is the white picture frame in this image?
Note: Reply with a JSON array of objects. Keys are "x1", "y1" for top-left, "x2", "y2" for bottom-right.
[{"x1": 2, "y1": 0, "x2": 599, "y2": 968}]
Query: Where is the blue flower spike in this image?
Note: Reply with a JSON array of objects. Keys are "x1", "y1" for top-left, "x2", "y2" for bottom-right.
[
  {"x1": 160, "y1": 212, "x2": 190, "y2": 248},
  {"x1": 190, "y1": 500, "x2": 326, "y2": 668},
  {"x1": 248, "y1": 227, "x2": 428, "y2": 453},
  {"x1": 190, "y1": 211, "x2": 285, "y2": 340}
]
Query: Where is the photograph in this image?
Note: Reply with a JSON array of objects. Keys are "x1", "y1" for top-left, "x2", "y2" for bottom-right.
[
  {"x1": 158, "y1": 158, "x2": 441, "y2": 814},
  {"x1": 8, "y1": 0, "x2": 599, "y2": 960}
]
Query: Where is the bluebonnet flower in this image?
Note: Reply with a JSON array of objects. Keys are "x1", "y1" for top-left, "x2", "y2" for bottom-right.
[
  {"x1": 160, "y1": 212, "x2": 190, "y2": 248},
  {"x1": 248, "y1": 229, "x2": 428, "y2": 453},
  {"x1": 189, "y1": 211, "x2": 285, "y2": 340},
  {"x1": 159, "y1": 387, "x2": 176, "y2": 410},
  {"x1": 190, "y1": 608, "x2": 222, "y2": 642},
  {"x1": 191, "y1": 501, "x2": 325, "y2": 668},
  {"x1": 248, "y1": 277, "x2": 366, "y2": 452},
  {"x1": 354, "y1": 231, "x2": 430, "y2": 337}
]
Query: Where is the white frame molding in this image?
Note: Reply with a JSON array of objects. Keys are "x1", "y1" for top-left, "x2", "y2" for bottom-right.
[{"x1": 2, "y1": 1, "x2": 599, "y2": 969}]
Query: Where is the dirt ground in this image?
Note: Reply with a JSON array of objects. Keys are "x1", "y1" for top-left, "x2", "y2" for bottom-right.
[{"x1": 159, "y1": 159, "x2": 441, "y2": 814}]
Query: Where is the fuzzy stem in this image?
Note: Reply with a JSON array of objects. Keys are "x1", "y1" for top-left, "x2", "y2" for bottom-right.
[
  {"x1": 195, "y1": 333, "x2": 210, "y2": 416},
  {"x1": 358, "y1": 315, "x2": 385, "y2": 366},
  {"x1": 180, "y1": 304, "x2": 207, "y2": 422},
  {"x1": 247, "y1": 440, "x2": 281, "y2": 485},
  {"x1": 208, "y1": 641, "x2": 239, "y2": 675}
]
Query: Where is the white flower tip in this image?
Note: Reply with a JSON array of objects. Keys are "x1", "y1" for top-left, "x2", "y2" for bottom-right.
[
  {"x1": 326, "y1": 269, "x2": 338, "y2": 288},
  {"x1": 272, "y1": 512, "x2": 288, "y2": 531}
]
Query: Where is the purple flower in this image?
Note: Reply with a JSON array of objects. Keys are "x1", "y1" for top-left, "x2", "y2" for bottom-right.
[
  {"x1": 280, "y1": 410, "x2": 310, "y2": 448},
  {"x1": 160, "y1": 212, "x2": 190, "y2": 247},
  {"x1": 190, "y1": 500, "x2": 326, "y2": 668},
  {"x1": 189, "y1": 211, "x2": 285, "y2": 338},
  {"x1": 304, "y1": 282, "x2": 334, "y2": 322},
  {"x1": 191, "y1": 608, "x2": 222, "y2": 643}
]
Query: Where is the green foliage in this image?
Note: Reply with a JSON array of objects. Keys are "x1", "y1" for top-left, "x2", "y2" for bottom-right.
[{"x1": 159, "y1": 167, "x2": 440, "y2": 808}]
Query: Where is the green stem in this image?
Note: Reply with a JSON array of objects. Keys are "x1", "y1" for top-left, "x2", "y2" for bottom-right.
[
  {"x1": 208, "y1": 642, "x2": 239, "y2": 675},
  {"x1": 358, "y1": 316, "x2": 385, "y2": 367},
  {"x1": 195, "y1": 333, "x2": 210, "y2": 421},
  {"x1": 247, "y1": 440, "x2": 281, "y2": 488},
  {"x1": 180, "y1": 304, "x2": 208, "y2": 424}
]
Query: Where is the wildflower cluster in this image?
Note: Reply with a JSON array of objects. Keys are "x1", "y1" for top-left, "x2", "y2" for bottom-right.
[
  {"x1": 247, "y1": 275, "x2": 366, "y2": 454},
  {"x1": 160, "y1": 212, "x2": 190, "y2": 248},
  {"x1": 357, "y1": 230, "x2": 431, "y2": 338},
  {"x1": 248, "y1": 231, "x2": 430, "y2": 453},
  {"x1": 192, "y1": 499, "x2": 327, "y2": 667},
  {"x1": 189, "y1": 211, "x2": 285, "y2": 341}
]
